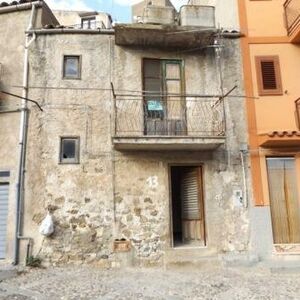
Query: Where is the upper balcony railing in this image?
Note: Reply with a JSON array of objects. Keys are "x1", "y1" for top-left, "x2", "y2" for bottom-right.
[
  {"x1": 70, "y1": 21, "x2": 106, "y2": 30},
  {"x1": 114, "y1": 95, "x2": 225, "y2": 138},
  {"x1": 284, "y1": 0, "x2": 300, "y2": 39}
]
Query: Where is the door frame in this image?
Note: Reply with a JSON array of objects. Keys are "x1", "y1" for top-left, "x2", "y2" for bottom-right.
[{"x1": 168, "y1": 163, "x2": 206, "y2": 248}]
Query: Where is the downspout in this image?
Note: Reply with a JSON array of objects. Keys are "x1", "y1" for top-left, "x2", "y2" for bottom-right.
[
  {"x1": 240, "y1": 150, "x2": 248, "y2": 208},
  {"x1": 14, "y1": 3, "x2": 37, "y2": 265}
]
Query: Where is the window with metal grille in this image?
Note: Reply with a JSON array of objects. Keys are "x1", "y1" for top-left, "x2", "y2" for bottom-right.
[{"x1": 255, "y1": 56, "x2": 283, "y2": 96}]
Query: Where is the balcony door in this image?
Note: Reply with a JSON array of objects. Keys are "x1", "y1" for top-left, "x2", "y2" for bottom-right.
[
  {"x1": 266, "y1": 157, "x2": 300, "y2": 244},
  {"x1": 143, "y1": 59, "x2": 186, "y2": 136}
]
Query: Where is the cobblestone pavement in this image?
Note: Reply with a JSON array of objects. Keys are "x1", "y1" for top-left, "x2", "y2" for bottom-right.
[{"x1": 0, "y1": 265, "x2": 299, "y2": 300}]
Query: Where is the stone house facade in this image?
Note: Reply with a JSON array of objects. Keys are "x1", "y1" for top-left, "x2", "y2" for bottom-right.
[{"x1": 0, "y1": 0, "x2": 252, "y2": 267}]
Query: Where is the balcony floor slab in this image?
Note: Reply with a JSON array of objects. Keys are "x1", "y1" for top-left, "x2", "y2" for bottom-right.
[{"x1": 112, "y1": 136, "x2": 226, "y2": 151}]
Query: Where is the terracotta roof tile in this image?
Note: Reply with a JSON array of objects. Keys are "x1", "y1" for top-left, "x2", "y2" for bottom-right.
[
  {"x1": 267, "y1": 131, "x2": 300, "y2": 138},
  {"x1": 0, "y1": 0, "x2": 33, "y2": 8}
]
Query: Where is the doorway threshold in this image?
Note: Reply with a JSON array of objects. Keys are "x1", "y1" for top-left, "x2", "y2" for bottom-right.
[{"x1": 173, "y1": 246, "x2": 207, "y2": 250}]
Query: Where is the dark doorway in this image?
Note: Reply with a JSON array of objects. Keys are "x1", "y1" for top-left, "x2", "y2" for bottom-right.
[{"x1": 170, "y1": 166, "x2": 206, "y2": 247}]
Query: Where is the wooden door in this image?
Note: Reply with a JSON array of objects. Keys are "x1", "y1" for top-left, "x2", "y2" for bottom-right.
[
  {"x1": 180, "y1": 167, "x2": 205, "y2": 246},
  {"x1": 266, "y1": 157, "x2": 300, "y2": 244}
]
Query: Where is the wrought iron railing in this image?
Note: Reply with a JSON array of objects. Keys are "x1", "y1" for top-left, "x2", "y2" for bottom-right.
[
  {"x1": 71, "y1": 21, "x2": 106, "y2": 30},
  {"x1": 284, "y1": 0, "x2": 300, "y2": 36},
  {"x1": 114, "y1": 96, "x2": 225, "y2": 137},
  {"x1": 295, "y1": 98, "x2": 300, "y2": 130}
]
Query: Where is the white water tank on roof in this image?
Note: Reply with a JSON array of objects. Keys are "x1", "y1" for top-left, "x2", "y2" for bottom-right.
[
  {"x1": 180, "y1": 5, "x2": 215, "y2": 27},
  {"x1": 143, "y1": 6, "x2": 175, "y2": 25}
]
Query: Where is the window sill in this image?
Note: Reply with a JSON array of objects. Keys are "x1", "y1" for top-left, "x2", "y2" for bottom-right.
[{"x1": 62, "y1": 77, "x2": 81, "y2": 80}]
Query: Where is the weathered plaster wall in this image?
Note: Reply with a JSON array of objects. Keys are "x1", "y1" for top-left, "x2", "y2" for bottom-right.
[
  {"x1": 23, "y1": 33, "x2": 115, "y2": 265},
  {"x1": 112, "y1": 39, "x2": 250, "y2": 266},
  {"x1": 19, "y1": 30, "x2": 251, "y2": 267},
  {"x1": 0, "y1": 7, "x2": 45, "y2": 262}
]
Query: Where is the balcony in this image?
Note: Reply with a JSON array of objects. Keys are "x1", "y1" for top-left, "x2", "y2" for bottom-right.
[
  {"x1": 112, "y1": 95, "x2": 226, "y2": 151},
  {"x1": 115, "y1": 23, "x2": 217, "y2": 50},
  {"x1": 284, "y1": 0, "x2": 300, "y2": 43},
  {"x1": 115, "y1": 4, "x2": 216, "y2": 50}
]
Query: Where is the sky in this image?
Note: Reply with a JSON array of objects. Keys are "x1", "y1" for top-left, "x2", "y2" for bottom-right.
[{"x1": 46, "y1": 0, "x2": 188, "y2": 23}]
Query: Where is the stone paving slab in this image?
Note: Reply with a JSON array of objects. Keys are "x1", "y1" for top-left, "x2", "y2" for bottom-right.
[
  {"x1": 0, "y1": 265, "x2": 299, "y2": 299},
  {"x1": 0, "y1": 265, "x2": 22, "y2": 282}
]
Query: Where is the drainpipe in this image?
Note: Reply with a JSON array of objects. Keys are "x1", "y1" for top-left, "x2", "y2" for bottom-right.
[
  {"x1": 240, "y1": 150, "x2": 248, "y2": 208},
  {"x1": 13, "y1": 3, "x2": 37, "y2": 265}
]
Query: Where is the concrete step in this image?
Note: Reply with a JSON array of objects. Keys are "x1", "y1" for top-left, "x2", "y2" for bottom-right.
[
  {"x1": 222, "y1": 253, "x2": 260, "y2": 268},
  {"x1": 260, "y1": 255, "x2": 300, "y2": 273},
  {"x1": 164, "y1": 247, "x2": 221, "y2": 269},
  {"x1": 0, "y1": 264, "x2": 20, "y2": 281}
]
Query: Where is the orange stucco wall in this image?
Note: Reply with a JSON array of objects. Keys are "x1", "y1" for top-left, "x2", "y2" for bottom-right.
[
  {"x1": 251, "y1": 44, "x2": 300, "y2": 133},
  {"x1": 245, "y1": 0, "x2": 287, "y2": 37},
  {"x1": 239, "y1": 0, "x2": 300, "y2": 206}
]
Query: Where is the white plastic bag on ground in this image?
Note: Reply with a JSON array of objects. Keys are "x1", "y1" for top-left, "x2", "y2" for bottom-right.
[{"x1": 39, "y1": 213, "x2": 54, "y2": 236}]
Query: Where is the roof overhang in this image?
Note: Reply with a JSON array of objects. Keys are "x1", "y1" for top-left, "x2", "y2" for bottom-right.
[
  {"x1": 115, "y1": 23, "x2": 217, "y2": 50},
  {"x1": 0, "y1": 1, "x2": 43, "y2": 15},
  {"x1": 258, "y1": 131, "x2": 300, "y2": 147}
]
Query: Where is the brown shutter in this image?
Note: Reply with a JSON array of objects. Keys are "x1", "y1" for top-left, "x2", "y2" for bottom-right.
[{"x1": 255, "y1": 56, "x2": 283, "y2": 96}]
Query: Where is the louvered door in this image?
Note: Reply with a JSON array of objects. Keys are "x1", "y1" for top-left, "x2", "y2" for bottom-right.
[{"x1": 180, "y1": 167, "x2": 205, "y2": 245}]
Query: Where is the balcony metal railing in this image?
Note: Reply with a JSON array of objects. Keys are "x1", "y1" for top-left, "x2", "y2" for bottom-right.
[
  {"x1": 114, "y1": 96, "x2": 225, "y2": 137},
  {"x1": 71, "y1": 21, "x2": 106, "y2": 30},
  {"x1": 295, "y1": 98, "x2": 300, "y2": 130},
  {"x1": 284, "y1": 0, "x2": 300, "y2": 36}
]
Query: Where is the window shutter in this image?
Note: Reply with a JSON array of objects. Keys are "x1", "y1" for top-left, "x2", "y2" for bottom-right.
[
  {"x1": 180, "y1": 168, "x2": 201, "y2": 220},
  {"x1": 255, "y1": 56, "x2": 283, "y2": 96},
  {"x1": 261, "y1": 61, "x2": 277, "y2": 90}
]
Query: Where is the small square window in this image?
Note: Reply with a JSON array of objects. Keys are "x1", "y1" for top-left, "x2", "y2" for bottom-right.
[
  {"x1": 60, "y1": 137, "x2": 80, "y2": 164},
  {"x1": 255, "y1": 55, "x2": 283, "y2": 96},
  {"x1": 63, "y1": 56, "x2": 81, "y2": 79}
]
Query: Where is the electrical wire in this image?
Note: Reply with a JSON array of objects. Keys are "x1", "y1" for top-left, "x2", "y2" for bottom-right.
[{"x1": 9, "y1": 85, "x2": 258, "y2": 99}]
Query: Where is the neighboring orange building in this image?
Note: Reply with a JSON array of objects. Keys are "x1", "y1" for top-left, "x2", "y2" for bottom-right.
[{"x1": 239, "y1": 0, "x2": 300, "y2": 256}]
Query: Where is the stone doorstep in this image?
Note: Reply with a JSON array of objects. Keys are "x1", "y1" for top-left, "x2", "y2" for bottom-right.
[
  {"x1": 0, "y1": 268, "x2": 19, "y2": 282},
  {"x1": 261, "y1": 254, "x2": 300, "y2": 272},
  {"x1": 222, "y1": 252, "x2": 300, "y2": 272},
  {"x1": 164, "y1": 247, "x2": 221, "y2": 269},
  {"x1": 165, "y1": 247, "x2": 217, "y2": 259},
  {"x1": 0, "y1": 262, "x2": 27, "y2": 282},
  {"x1": 222, "y1": 253, "x2": 260, "y2": 268}
]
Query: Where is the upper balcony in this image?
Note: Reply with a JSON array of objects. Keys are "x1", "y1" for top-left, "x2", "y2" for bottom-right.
[
  {"x1": 284, "y1": 0, "x2": 300, "y2": 43},
  {"x1": 115, "y1": 5, "x2": 217, "y2": 50},
  {"x1": 112, "y1": 94, "x2": 226, "y2": 151}
]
